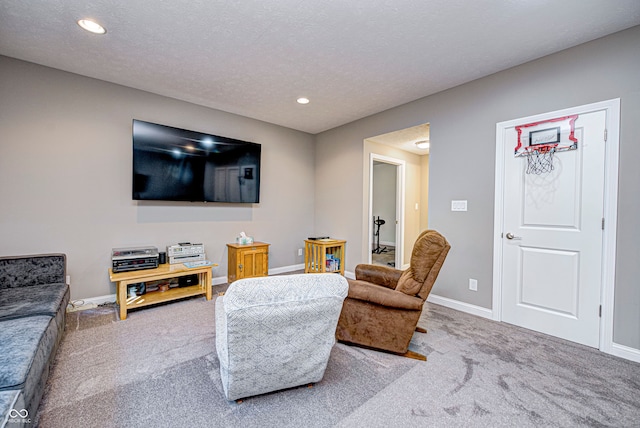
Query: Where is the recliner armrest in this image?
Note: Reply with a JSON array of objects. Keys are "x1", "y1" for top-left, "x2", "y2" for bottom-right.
[
  {"x1": 354, "y1": 264, "x2": 402, "y2": 290},
  {"x1": 347, "y1": 279, "x2": 424, "y2": 311}
]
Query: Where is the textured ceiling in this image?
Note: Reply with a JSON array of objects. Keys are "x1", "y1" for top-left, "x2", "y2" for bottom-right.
[
  {"x1": 1, "y1": 1, "x2": 639, "y2": 134},
  {"x1": 368, "y1": 124, "x2": 430, "y2": 155}
]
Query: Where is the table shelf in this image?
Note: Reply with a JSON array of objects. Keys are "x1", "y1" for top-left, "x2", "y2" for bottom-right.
[
  {"x1": 109, "y1": 263, "x2": 216, "y2": 320},
  {"x1": 124, "y1": 284, "x2": 206, "y2": 309}
]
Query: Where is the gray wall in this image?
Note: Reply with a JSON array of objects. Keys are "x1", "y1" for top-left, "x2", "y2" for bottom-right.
[
  {"x1": 315, "y1": 26, "x2": 640, "y2": 349},
  {"x1": 0, "y1": 56, "x2": 315, "y2": 300}
]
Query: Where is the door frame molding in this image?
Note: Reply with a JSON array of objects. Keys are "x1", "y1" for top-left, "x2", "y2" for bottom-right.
[
  {"x1": 492, "y1": 98, "x2": 620, "y2": 354},
  {"x1": 368, "y1": 153, "x2": 405, "y2": 268}
]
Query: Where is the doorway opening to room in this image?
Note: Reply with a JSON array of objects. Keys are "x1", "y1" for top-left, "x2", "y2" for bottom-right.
[
  {"x1": 370, "y1": 156, "x2": 404, "y2": 268},
  {"x1": 365, "y1": 123, "x2": 430, "y2": 269}
]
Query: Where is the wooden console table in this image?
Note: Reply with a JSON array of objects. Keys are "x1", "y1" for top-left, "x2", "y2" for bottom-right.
[{"x1": 109, "y1": 263, "x2": 215, "y2": 320}]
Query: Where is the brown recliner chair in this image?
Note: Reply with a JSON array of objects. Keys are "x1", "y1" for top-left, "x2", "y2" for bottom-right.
[{"x1": 336, "y1": 230, "x2": 450, "y2": 360}]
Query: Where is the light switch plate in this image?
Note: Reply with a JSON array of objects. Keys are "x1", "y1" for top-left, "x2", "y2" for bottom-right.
[{"x1": 451, "y1": 200, "x2": 468, "y2": 211}]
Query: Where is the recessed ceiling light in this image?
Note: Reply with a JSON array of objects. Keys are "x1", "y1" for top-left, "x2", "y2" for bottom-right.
[
  {"x1": 415, "y1": 140, "x2": 430, "y2": 149},
  {"x1": 77, "y1": 19, "x2": 106, "y2": 35},
  {"x1": 297, "y1": 97, "x2": 310, "y2": 105}
]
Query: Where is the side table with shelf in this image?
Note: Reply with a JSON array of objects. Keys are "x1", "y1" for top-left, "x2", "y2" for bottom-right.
[
  {"x1": 304, "y1": 239, "x2": 346, "y2": 275},
  {"x1": 109, "y1": 263, "x2": 215, "y2": 320},
  {"x1": 227, "y1": 242, "x2": 270, "y2": 283}
]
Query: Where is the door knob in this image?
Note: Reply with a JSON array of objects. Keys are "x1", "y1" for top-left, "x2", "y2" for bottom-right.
[{"x1": 505, "y1": 232, "x2": 521, "y2": 240}]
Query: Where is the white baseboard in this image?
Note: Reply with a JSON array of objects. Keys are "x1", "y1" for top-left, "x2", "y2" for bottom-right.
[
  {"x1": 609, "y1": 342, "x2": 640, "y2": 363},
  {"x1": 212, "y1": 275, "x2": 227, "y2": 286},
  {"x1": 269, "y1": 264, "x2": 355, "y2": 279},
  {"x1": 427, "y1": 294, "x2": 494, "y2": 320},
  {"x1": 269, "y1": 264, "x2": 304, "y2": 275},
  {"x1": 73, "y1": 264, "x2": 354, "y2": 306},
  {"x1": 70, "y1": 294, "x2": 117, "y2": 307}
]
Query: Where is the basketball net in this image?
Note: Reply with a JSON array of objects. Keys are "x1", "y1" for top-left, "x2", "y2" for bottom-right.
[{"x1": 522, "y1": 143, "x2": 557, "y2": 175}]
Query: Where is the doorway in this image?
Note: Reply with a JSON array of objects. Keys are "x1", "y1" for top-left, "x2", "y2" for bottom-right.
[
  {"x1": 370, "y1": 155, "x2": 404, "y2": 268},
  {"x1": 493, "y1": 99, "x2": 620, "y2": 350},
  {"x1": 365, "y1": 123, "x2": 430, "y2": 269}
]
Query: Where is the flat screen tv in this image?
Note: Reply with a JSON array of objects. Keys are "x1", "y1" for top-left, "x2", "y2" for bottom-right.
[{"x1": 132, "y1": 120, "x2": 261, "y2": 203}]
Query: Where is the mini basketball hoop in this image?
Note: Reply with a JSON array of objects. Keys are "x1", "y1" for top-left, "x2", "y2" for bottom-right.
[
  {"x1": 514, "y1": 114, "x2": 579, "y2": 175},
  {"x1": 517, "y1": 143, "x2": 558, "y2": 175}
]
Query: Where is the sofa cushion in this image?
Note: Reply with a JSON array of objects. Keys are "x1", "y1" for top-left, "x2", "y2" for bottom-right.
[
  {"x1": 0, "y1": 255, "x2": 65, "y2": 290},
  {"x1": 1, "y1": 390, "x2": 25, "y2": 427},
  {"x1": 0, "y1": 284, "x2": 69, "y2": 321},
  {"x1": 0, "y1": 316, "x2": 58, "y2": 399}
]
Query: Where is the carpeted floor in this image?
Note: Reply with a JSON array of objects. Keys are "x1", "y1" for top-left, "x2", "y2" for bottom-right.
[{"x1": 36, "y1": 292, "x2": 640, "y2": 427}]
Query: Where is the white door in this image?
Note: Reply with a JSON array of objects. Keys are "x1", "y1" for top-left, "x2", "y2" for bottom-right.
[{"x1": 500, "y1": 109, "x2": 606, "y2": 347}]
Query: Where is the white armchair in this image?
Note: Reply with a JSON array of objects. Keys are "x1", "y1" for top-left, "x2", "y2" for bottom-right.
[{"x1": 215, "y1": 273, "x2": 348, "y2": 401}]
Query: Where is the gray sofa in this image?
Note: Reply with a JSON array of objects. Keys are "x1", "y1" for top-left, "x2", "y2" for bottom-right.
[{"x1": 0, "y1": 254, "x2": 69, "y2": 427}]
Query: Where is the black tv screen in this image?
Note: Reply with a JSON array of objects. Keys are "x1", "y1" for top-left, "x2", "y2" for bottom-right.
[{"x1": 132, "y1": 120, "x2": 261, "y2": 203}]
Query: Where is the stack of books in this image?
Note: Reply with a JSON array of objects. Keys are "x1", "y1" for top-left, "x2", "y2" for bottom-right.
[{"x1": 326, "y1": 254, "x2": 340, "y2": 272}]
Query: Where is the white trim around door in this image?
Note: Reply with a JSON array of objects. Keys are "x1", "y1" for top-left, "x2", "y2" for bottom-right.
[{"x1": 492, "y1": 98, "x2": 620, "y2": 356}]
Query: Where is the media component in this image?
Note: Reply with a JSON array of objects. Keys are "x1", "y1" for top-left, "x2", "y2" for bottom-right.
[
  {"x1": 167, "y1": 243, "x2": 206, "y2": 264},
  {"x1": 111, "y1": 246, "x2": 159, "y2": 273}
]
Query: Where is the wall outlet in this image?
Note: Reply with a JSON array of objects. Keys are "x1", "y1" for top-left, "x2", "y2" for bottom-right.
[
  {"x1": 66, "y1": 275, "x2": 71, "y2": 286},
  {"x1": 452, "y1": 200, "x2": 468, "y2": 211},
  {"x1": 298, "y1": 248, "x2": 303, "y2": 256},
  {"x1": 469, "y1": 278, "x2": 478, "y2": 291}
]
